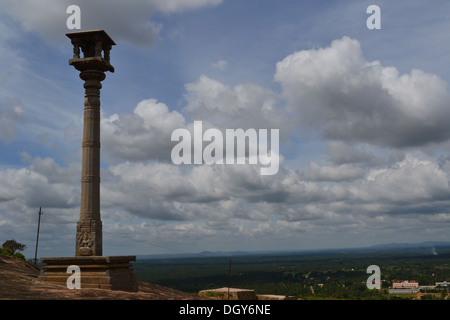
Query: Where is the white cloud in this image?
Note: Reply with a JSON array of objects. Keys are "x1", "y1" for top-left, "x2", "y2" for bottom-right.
[
  {"x1": 2, "y1": 154, "x2": 81, "y2": 209},
  {"x1": 184, "y1": 75, "x2": 286, "y2": 131},
  {"x1": 2, "y1": 149, "x2": 450, "y2": 257},
  {"x1": 101, "y1": 99, "x2": 185, "y2": 162},
  {"x1": 304, "y1": 162, "x2": 365, "y2": 182},
  {"x1": 102, "y1": 161, "x2": 287, "y2": 220},
  {"x1": 275, "y1": 36, "x2": 450, "y2": 148},
  {"x1": 351, "y1": 154, "x2": 450, "y2": 204},
  {"x1": 0, "y1": 0, "x2": 223, "y2": 47},
  {"x1": 150, "y1": 0, "x2": 222, "y2": 14}
]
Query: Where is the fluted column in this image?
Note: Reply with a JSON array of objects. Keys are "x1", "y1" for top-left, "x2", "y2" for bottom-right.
[
  {"x1": 66, "y1": 30, "x2": 115, "y2": 257},
  {"x1": 75, "y1": 70, "x2": 105, "y2": 256}
]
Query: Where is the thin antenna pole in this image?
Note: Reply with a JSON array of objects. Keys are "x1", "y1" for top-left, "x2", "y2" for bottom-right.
[
  {"x1": 34, "y1": 207, "x2": 43, "y2": 265},
  {"x1": 228, "y1": 258, "x2": 232, "y2": 300}
]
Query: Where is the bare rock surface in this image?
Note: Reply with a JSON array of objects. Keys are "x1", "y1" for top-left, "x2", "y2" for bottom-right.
[{"x1": 0, "y1": 254, "x2": 205, "y2": 300}]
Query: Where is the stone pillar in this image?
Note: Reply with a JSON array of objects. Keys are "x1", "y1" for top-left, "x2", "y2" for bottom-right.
[
  {"x1": 65, "y1": 30, "x2": 116, "y2": 257},
  {"x1": 38, "y1": 31, "x2": 137, "y2": 292},
  {"x1": 75, "y1": 70, "x2": 105, "y2": 256}
]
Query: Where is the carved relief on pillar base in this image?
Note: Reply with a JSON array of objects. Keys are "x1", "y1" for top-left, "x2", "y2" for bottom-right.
[{"x1": 75, "y1": 219, "x2": 102, "y2": 257}]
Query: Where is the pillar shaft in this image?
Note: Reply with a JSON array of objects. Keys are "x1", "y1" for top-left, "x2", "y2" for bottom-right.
[{"x1": 76, "y1": 70, "x2": 105, "y2": 257}]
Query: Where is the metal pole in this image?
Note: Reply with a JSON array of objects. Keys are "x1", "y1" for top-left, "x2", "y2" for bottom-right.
[
  {"x1": 228, "y1": 258, "x2": 232, "y2": 299},
  {"x1": 34, "y1": 207, "x2": 43, "y2": 264}
]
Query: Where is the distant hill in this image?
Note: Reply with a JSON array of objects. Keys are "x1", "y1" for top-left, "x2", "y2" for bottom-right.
[
  {"x1": 136, "y1": 241, "x2": 450, "y2": 260},
  {"x1": 369, "y1": 241, "x2": 450, "y2": 249},
  {"x1": 137, "y1": 250, "x2": 260, "y2": 260}
]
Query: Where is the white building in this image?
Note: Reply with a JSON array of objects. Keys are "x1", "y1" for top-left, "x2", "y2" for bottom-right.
[
  {"x1": 389, "y1": 280, "x2": 419, "y2": 294},
  {"x1": 392, "y1": 280, "x2": 419, "y2": 289}
]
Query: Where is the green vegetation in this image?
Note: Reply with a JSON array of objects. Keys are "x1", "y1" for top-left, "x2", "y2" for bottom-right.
[
  {"x1": 0, "y1": 239, "x2": 27, "y2": 260},
  {"x1": 134, "y1": 246, "x2": 450, "y2": 300}
]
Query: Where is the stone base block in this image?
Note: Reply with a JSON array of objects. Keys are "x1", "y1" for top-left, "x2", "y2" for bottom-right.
[{"x1": 38, "y1": 256, "x2": 138, "y2": 292}]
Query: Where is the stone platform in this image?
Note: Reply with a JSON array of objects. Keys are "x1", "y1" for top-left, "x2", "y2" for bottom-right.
[{"x1": 38, "y1": 256, "x2": 138, "y2": 292}]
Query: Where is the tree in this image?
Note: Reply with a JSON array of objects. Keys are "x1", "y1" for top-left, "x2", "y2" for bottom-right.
[
  {"x1": 441, "y1": 288, "x2": 448, "y2": 300},
  {"x1": 2, "y1": 239, "x2": 26, "y2": 256}
]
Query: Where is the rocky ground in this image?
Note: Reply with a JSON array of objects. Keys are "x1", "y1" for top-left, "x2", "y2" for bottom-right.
[{"x1": 0, "y1": 254, "x2": 205, "y2": 300}]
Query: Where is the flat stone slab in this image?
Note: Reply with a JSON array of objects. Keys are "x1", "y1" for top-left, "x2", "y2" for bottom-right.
[
  {"x1": 38, "y1": 255, "x2": 138, "y2": 292},
  {"x1": 199, "y1": 287, "x2": 257, "y2": 300},
  {"x1": 256, "y1": 294, "x2": 298, "y2": 300},
  {"x1": 199, "y1": 288, "x2": 299, "y2": 300}
]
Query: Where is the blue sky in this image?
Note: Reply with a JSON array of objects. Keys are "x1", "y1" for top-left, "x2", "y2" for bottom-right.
[{"x1": 1, "y1": 0, "x2": 450, "y2": 259}]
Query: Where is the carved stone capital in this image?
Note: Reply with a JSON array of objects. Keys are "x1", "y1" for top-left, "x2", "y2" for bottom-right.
[{"x1": 80, "y1": 70, "x2": 106, "y2": 83}]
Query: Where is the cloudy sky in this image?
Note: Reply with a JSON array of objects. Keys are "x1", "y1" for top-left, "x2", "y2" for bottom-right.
[{"x1": 1, "y1": 0, "x2": 450, "y2": 258}]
